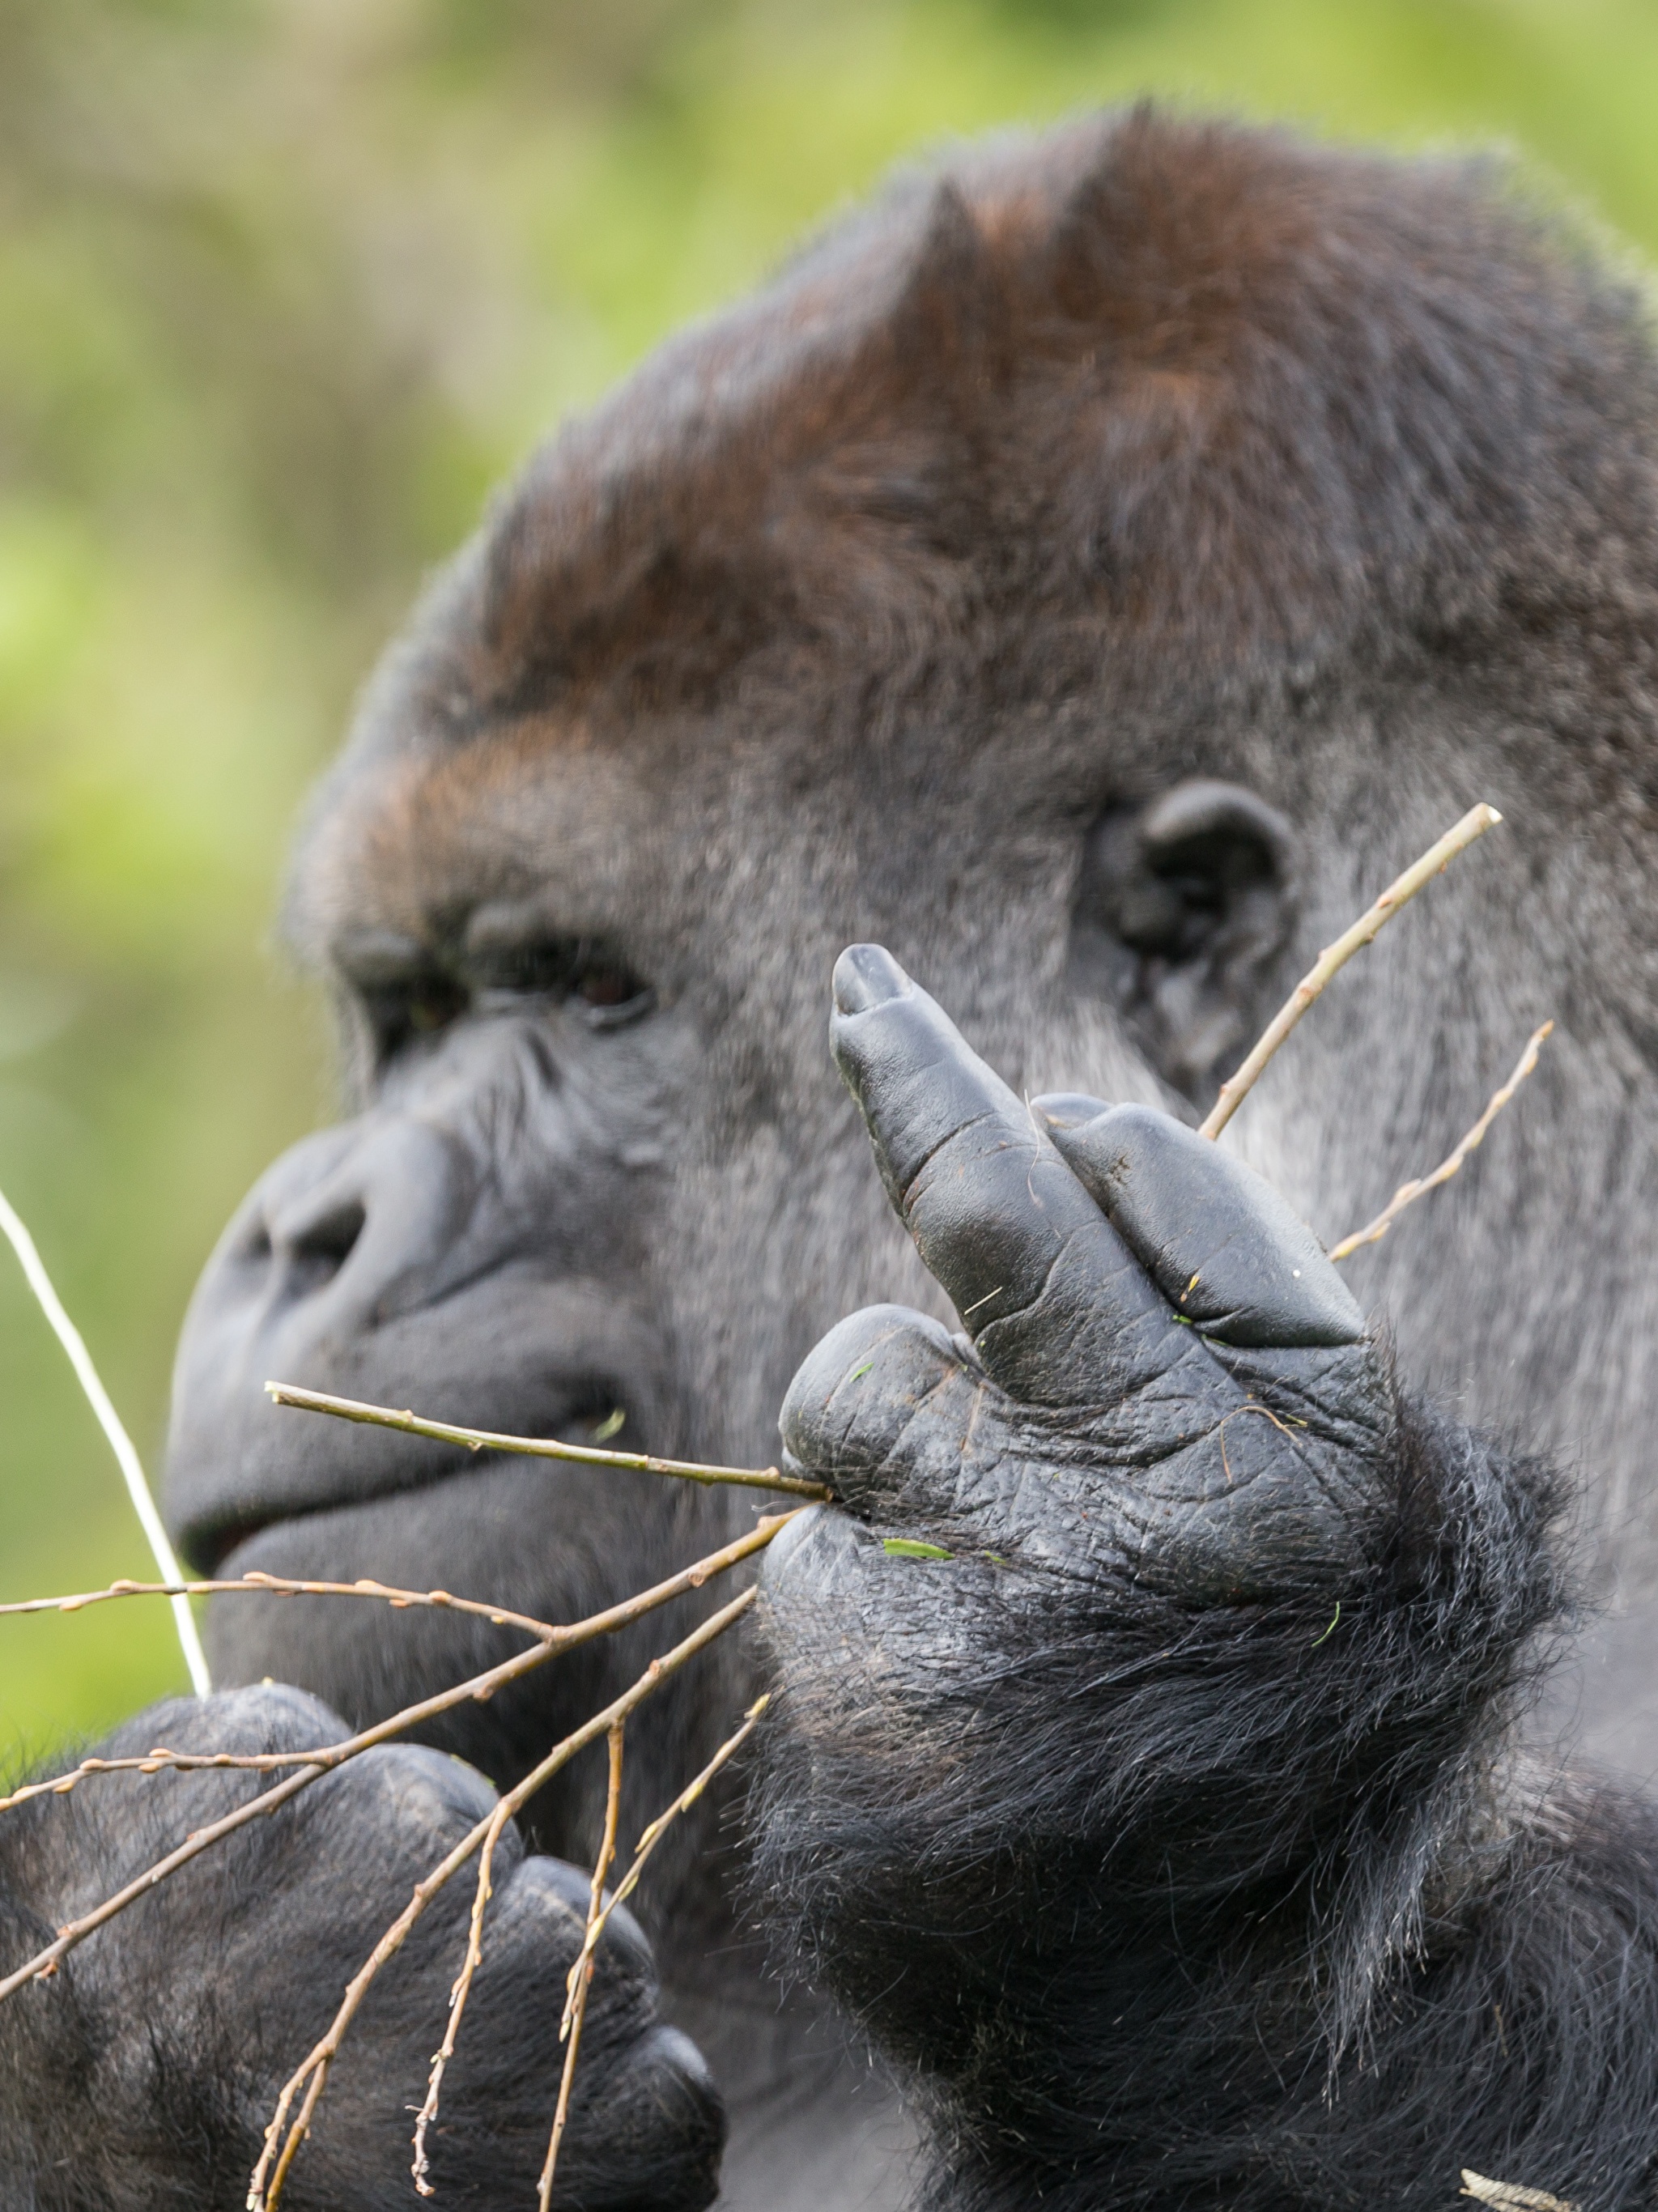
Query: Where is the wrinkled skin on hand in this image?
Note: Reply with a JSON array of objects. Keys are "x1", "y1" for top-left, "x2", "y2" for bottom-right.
[
  {"x1": 0, "y1": 1686, "x2": 723, "y2": 2212},
  {"x1": 773, "y1": 942, "x2": 1387, "y2": 1608},
  {"x1": 753, "y1": 948, "x2": 1582, "y2": 2212}
]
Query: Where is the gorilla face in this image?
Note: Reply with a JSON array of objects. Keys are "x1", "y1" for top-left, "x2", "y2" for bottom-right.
[
  {"x1": 164, "y1": 715, "x2": 920, "y2": 1813},
  {"x1": 163, "y1": 110, "x2": 1658, "y2": 1841}
]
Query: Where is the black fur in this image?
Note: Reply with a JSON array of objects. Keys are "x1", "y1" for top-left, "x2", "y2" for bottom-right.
[{"x1": 750, "y1": 959, "x2": 1633, "y2": 2211}]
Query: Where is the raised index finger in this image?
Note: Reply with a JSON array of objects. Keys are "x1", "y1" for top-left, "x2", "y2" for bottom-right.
[{"x1": 829, "y1": 945, "x2": 1172, "y2": 1403}]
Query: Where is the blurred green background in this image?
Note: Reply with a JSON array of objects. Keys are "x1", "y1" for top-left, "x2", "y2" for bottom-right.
[{"x1": 3, "y1": 0, "x2": 1657, "y2": 1755}]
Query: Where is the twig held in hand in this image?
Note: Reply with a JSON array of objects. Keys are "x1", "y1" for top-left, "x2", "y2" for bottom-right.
[
  {"x1": 1199, "y1": 803, "x2": 1502, "y2": 1141},
  {"x1": 0, "y1": 1183, "x2": 210, "y2": 1694},
  {"x1": 266, "y1": 1381, "x2": 831, "y2": 1498},
  {"x1": 1329, "y1": 1022, "x2": 1553, "y2": 1261},
  {"x1": 538, "y1": 1722, "x2": 626, "y2": 2212}
]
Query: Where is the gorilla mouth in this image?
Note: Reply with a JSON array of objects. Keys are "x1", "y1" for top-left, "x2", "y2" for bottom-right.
[
  {"x1": 181, "y1": 1387, "x2": 626, "y2": 1578},
  {"x1": 198, "y1": 1512, "x2": 283, "y2": 1576}
]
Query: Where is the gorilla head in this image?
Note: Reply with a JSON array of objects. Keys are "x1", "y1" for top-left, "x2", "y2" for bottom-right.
[{"x1": 164, "y1": 108, "x2": 1658, "y2": 1928}]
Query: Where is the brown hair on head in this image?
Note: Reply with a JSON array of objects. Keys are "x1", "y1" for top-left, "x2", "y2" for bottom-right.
[{"x1": 363, "y1": 107, "x2": 1658, "y2": 774}]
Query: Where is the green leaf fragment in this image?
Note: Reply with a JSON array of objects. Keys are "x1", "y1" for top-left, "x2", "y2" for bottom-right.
[
  {"x1": 592, "y1": 1408, "x2": 627, "y2": 1443},
  {"x1": 882, "y1": 1538, "x2": 953, "y2": 1560}
]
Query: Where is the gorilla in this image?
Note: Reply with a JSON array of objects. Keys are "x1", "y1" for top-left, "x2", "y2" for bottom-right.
[{"x1": 5, "y1": 106, "x2": 1658, "y2": 2210}]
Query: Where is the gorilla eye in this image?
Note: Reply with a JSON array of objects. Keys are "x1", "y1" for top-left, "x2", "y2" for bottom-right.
[
  {"x1": 359, "y1": 970, "x2": 470, "y2": 1059},
  {"x1": 572, "y1": 955, "x2": 653, "y2": 1028},
  {"x1": 466, "y1": 930, "x2": 655, "y2": 1030}
]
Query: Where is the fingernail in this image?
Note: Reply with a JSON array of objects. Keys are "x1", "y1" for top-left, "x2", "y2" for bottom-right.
[{"x1": 832, "y1": 944, "x2": 910, "y2": 1015}]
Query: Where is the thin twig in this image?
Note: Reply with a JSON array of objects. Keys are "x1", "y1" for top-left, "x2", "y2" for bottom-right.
[
  {"x1": 1199, "y1": 803, "x2": 1502, "y2": 1141},
  {"x1": 1329, "y1": 1021, "x2": 1553, "y2": 1261},
  {"x1": 0, "y1": 1184, "x2": 210, "y2": 1694},
  {"x1": 538, "y1": 1723, "x2": 626, "y2": 2212},
  {"x1": 410, "y1": 1795, "x2": 517, "y2": 2197},
  {"x1": 562, "y1": 1694, "x2": 771, "y2": 2008},
  {"x1": 0, "y1": 1570, "x2": 563, "y2": 1640},
  {"x1": 0, "y1": 1519, "x2": 796, "y2": 1985},
  {"x1": 266, "y1": 1382, "x2": 831, "y2": 1499},
  {"x1": 414, "y1": 1696, "x2": 770, "y2": 2197},
  {"x1": 250, "y1": 1589, "x2": 756, "y2": 2212}
]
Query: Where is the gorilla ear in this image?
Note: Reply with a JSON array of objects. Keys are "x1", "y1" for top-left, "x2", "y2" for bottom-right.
[{"x1": 1069, "y1": 779, "x2": 1298, "y2": 1107}]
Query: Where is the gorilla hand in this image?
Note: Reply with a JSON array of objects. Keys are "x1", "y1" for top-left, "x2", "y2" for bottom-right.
[
  {"x1": 751, "y1": 946, "x2": 1566, "y2": 2206},
  {"x1": 773, "y1": 941, "x2": 1384, "y2": 1606},
  {"x1": 0, "y1": 1686, "x2": 723, "y2": 2211}
]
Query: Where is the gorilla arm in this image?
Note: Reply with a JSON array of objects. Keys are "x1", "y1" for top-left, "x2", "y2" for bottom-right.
[
  {"x1": 0, "y1": 1686, "x2": 724, "y2": 2210},
  {"x1": 752, "y1": 948, "x2": 1658, "y2": 2212}
]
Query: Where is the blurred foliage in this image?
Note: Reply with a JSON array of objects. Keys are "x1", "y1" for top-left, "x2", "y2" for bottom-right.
[{"x1": 3, "y1": 0, "x2": 1658, "y2": 1754}]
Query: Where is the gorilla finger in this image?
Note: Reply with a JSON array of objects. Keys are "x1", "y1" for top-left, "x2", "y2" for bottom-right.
[
  {"x1": 493, "y1": 1856, "x2": 656, "y2": 2000},
  {"x1": 779, "y1": 1303, "x2": 966, "y2": 1506},
  {"x1": 829, "y1": 947, "x2": 1168, "y2": 1396},
  {"x1": 1048, "y1": 1104, "x2": 1363, "y2": 1347}
]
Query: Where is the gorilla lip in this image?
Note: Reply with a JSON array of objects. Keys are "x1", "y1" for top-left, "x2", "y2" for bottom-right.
[{"x1": 182, "y1": 1394, "x2": 626, "y2": 1576}]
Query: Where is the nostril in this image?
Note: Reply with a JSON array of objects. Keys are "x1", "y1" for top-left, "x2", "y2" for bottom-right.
[
  {"x1": 279, "y1": 1198, "x2": 368, "y2": 1294},
  {"x1": 236, "y1": 1219, "x2": 273, "y2": 1264}
]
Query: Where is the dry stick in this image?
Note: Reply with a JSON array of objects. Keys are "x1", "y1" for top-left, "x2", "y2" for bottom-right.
[
  {"x1": 414, "y1": 1694, "x2": 772, "y2": 2193},
  {"x1": 249, "y1": 1588, "x2": 757, "y2": 2212},
  {"x1": 0, "y1": 1518, "x2": 794, "y2": 1994},
  {"x1": 410, "y1": 1792, "x2": 518, "y2": 2197},
  {"x1": 561, "y1": 1693, "x2": 771, "y2": 2018},
  {"x1": 1329, "y1": 1020, "x2": 1554, "y2": 1261},
  {"x1": 0, "y1": 1532, "x2": 786, "y2": 1820},
  {"x1": 538, "y1": 1723, "x2": 627, "y2": 2212},
  {"x1": 0, "y1": 1569, "x2": 564, "y2": 1640},
  {"x1": 267, "y1": 1381, "x2": 830, "y2": 1499},
  {"x1": 0, "y1": 1184, "x2": 210, "y2": 1694},
  {"x1": 1198, "y1": 802, "x2": 1503, "y2": 1142}
]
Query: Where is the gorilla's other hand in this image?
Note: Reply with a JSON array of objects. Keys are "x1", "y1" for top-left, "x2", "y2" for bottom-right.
[
  {"x1": 0, "y1": 1687, "x2": 723, "y2": 2211},
  {"x1": 754, "y1": 947, "x2": 1601, "y2": 2210}
]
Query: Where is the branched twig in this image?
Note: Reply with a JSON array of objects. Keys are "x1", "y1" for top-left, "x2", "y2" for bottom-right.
[
  {"x1": 266, "y1": 1381, "x2": 831, "y2": 1499},
  {"x1": 249, "y1": 1588, "x2": 756, "y2": 2212},
  {"x1": 411, "y1": 1694, "x2": 772, "y2": 2197},
  {"x1": 538, "y1": 1722, "x2": 626, "y2": 2212},
  {"x1": 0, "y1": 1519, "x2": 797, "y2": 1985},
  {"x1": 0, "y1": 1184, "x2": 210, "y2": 1692},
  {"x1": 1329, "y1": 1021, "x2": 1553, "y2": 1261},
  {"x1": 1199, "y1": 803, "x2": 1502, "y2": 1140},
  {"x1": 560, "y1": 1694, "x2": 771, "y2": 2012}
]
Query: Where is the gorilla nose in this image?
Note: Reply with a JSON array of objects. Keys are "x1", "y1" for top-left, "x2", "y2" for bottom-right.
[
  {"x1": 164, "y1": 1112, "x2": 484, "y2": 1566},
  {"x1": 265, "y1": 1186, "x2": 368, "y2": 1295},
  {"x1": 241, "y1": 1118, "x2": 475, "y2": 1330}
]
